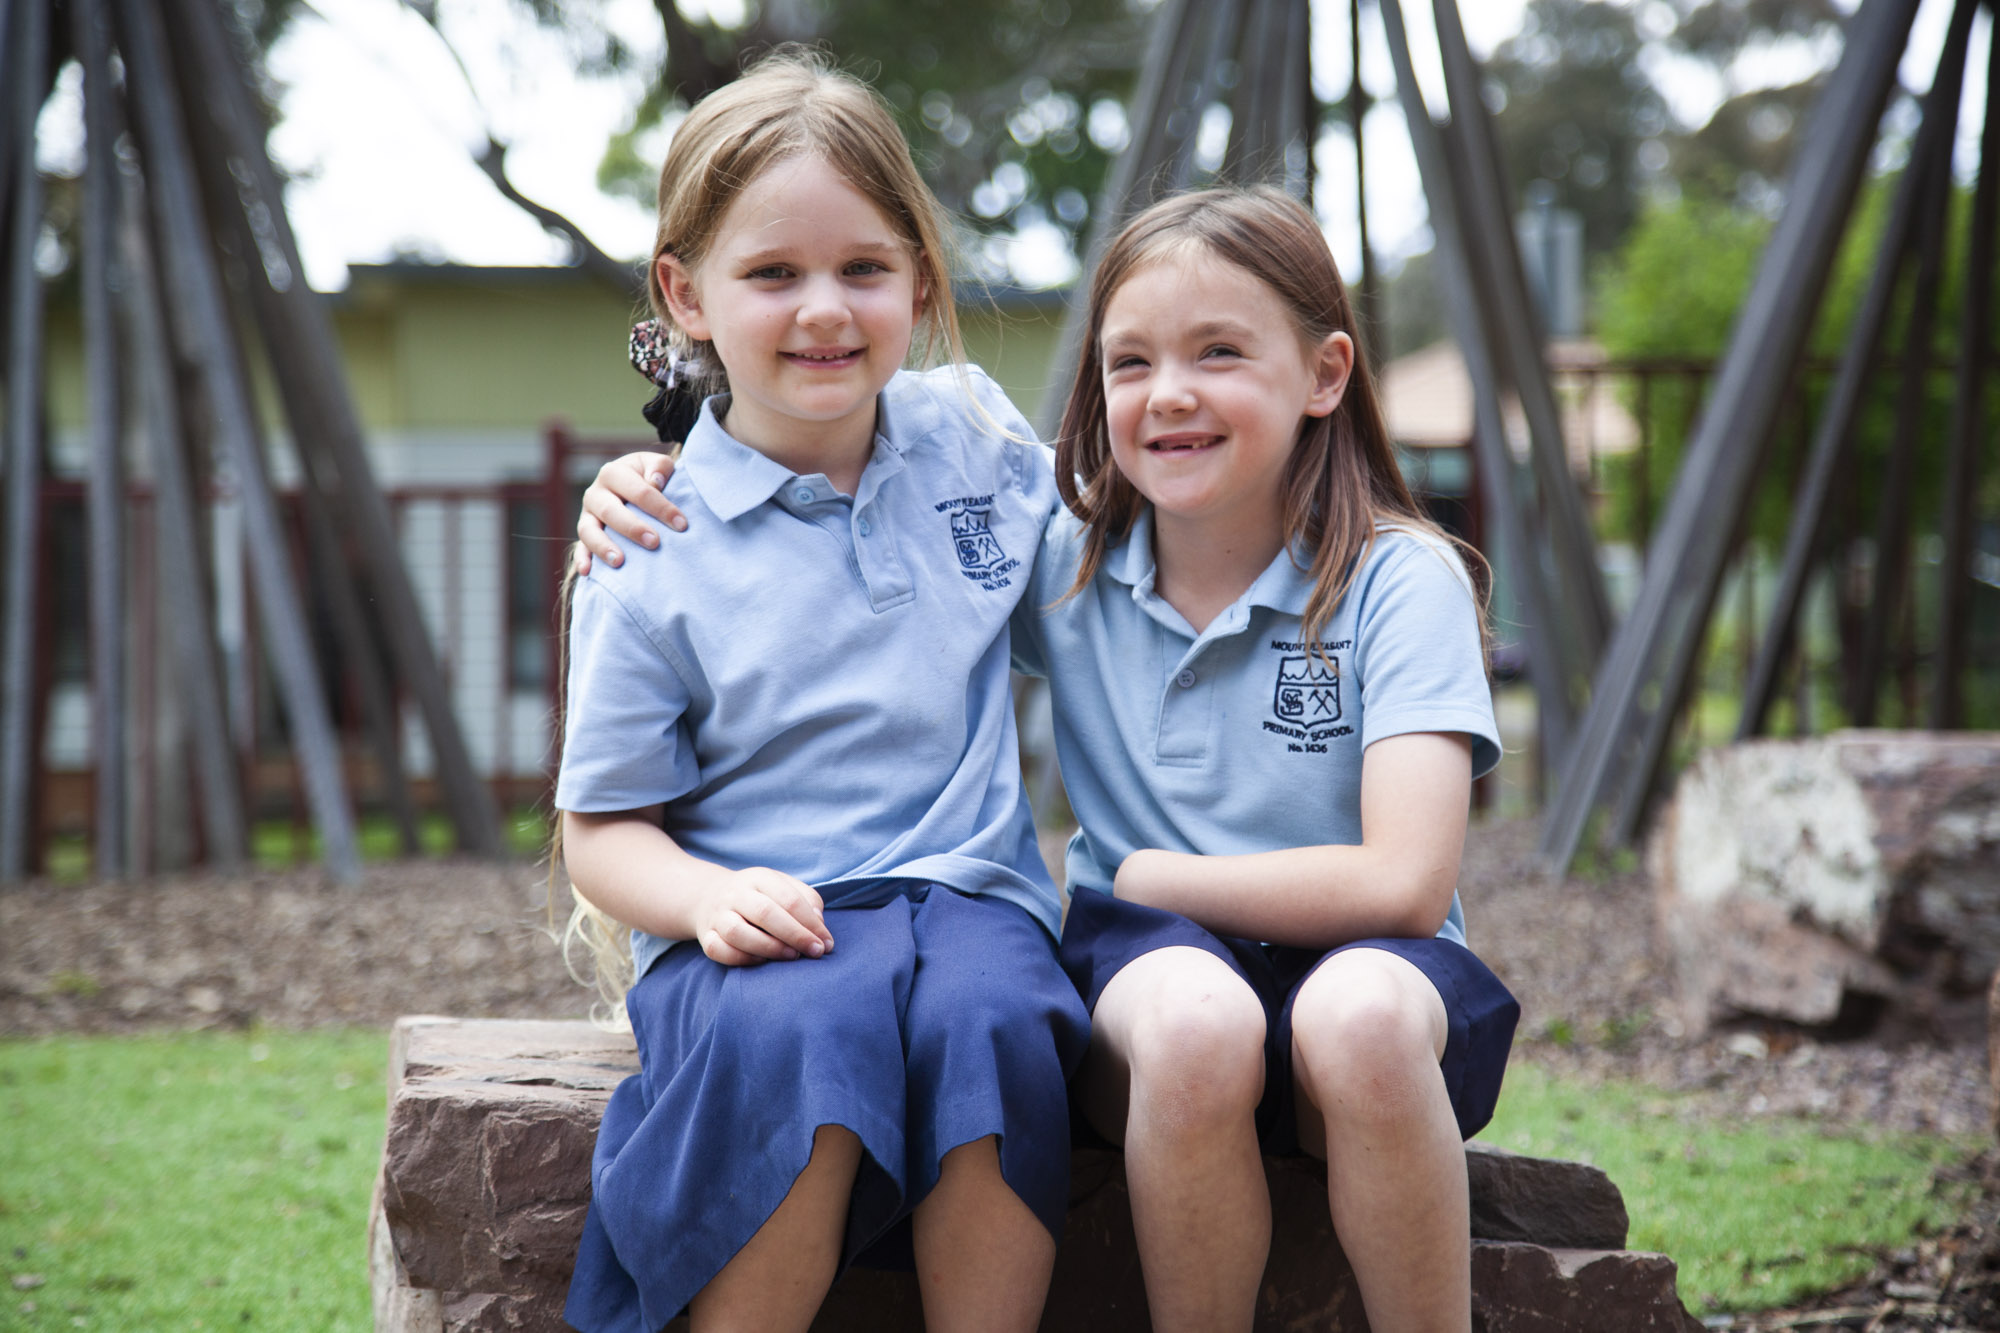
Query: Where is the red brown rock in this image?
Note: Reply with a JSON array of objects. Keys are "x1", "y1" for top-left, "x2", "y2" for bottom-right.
[{"x1": 372, "y1": 1017, "x2": 1701, "y2": 1332}]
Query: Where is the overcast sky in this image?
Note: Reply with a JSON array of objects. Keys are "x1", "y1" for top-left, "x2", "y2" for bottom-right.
[{"x1": 34, "y1": 0, "x2": 1978, "y2": 292}]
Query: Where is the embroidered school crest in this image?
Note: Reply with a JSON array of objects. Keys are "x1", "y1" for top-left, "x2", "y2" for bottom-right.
[
  {"x1": 1273, "y1": 655, "x2": 1340, "y2": 726},
  {"x1": 950, "y1": 507, "x2": 1007, "y2": 573}
]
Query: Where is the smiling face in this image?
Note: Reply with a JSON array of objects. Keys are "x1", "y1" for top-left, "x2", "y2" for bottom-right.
[
  {"x1": 1099, "y1": 249, "x2": 1350, "y2": 547},
  {"x1": 657, "y1": 153, "x2": 925, "y2": 480}
]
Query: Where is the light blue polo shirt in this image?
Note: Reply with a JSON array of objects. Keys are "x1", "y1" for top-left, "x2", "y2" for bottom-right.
[
  {"x1": 556, "y1": 365, "x2": 1061, "y2": 978},
  {"x1": 1013, "y1": 508, "x2": 1500, "y2": 946}
]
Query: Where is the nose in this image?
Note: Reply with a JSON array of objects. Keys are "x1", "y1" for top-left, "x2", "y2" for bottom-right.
[
  {"x1": 797, "y1": 273, "x2": 851, "y2": 330},
  {"x1": 1147, "y1": 361, "x2": 1197, "y2": 416}
]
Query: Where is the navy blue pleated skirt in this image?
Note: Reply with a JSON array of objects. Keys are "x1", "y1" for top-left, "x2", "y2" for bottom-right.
[
  {"x1": 1059, "y1": 887, "x2": 1518, "y2": 1153},
  {"x1": 563, "y1": 886, "x2": 1090, "y2": 1333}
]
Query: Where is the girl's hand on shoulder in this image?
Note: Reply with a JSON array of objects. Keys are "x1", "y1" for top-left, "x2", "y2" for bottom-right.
[
  {"x1": 574, "y1": 450, "x2": 686, "y2": 576},
  {"x1": 694, "y1": 866, "x2": 837, "y2": 967}
]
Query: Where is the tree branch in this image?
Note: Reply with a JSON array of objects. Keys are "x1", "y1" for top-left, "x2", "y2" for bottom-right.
[{"x1": 473, "y1": 136, "x2": 640, "y2": 294}]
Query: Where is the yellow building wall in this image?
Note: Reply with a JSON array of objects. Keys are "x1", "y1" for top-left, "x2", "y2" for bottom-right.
[{"x1": 38, "y1": 264, "x2": 1070, "y2": 444}]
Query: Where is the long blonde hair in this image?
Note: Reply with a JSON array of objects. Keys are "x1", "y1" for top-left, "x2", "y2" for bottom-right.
[
  {"x1": 551, "y1": 48, "x2": 972, "y2": 1021},
  {"x1": 1053, "y1": 185, "x2": 1489, "y2": 655}
]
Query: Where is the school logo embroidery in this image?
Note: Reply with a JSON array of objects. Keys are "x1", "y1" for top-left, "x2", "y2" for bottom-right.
[
  {"x1": 1273, "y1": 656, "x2": 1341, "y2": 725},
  {"x1": 1261, "y1": 640, "x2": 1354, "y2": 752},
  {"x1": 951, "y1": 507, "x2": 1007, "y2": 573},
  {"x1": 933, "y1": 493, "x2": 1021, "y2": 590}
]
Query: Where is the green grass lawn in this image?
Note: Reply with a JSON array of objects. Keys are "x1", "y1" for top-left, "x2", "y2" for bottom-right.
[
  {"x1": 0, "y1": 1033, "x2": 1978, "y2": 1327},
  {"x1": 1485, "y1": 1062, "x2": 1980, "y2": 1313},
  {"x1": 1, "y1": 1030, "x2": 388, "y2": 1331}
]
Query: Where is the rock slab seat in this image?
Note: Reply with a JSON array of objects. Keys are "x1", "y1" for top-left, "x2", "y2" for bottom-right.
[{"x1": 372, "y1": 1016, "x2": 1702, "y2": 1332}]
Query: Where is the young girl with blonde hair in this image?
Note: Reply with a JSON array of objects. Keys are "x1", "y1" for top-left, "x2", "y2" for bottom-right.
[
  {"x1": 580, "y1": 184, "x2": 1518, "y2": 1332},
  {"x1": 554, "y1": 49, "x2": 1087, "y2": 1333}
]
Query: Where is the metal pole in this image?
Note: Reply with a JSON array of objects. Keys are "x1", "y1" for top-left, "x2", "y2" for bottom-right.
[
  {"x1": 1931, "y1": 16, "x2": 2000, "y2": 728},
  {"x1": 114, "y1": 0, "x2": 361, "y2": 881},
  {"x1": 0, "y1": 0, "x2": 50, "y2": 881},
  {"x1": 1036, "y1": 0, "x2": 1207, "y2": 440},
  {"x1": 1350, "y1": 0, "x2": 1381, "y2": 359},
  {"x1": 1848, "y1": 0, "x2": 1975, "y2": 725},
  {"x1": 1737, "y1": 25, "x2": 1968, "y2": 740},
  {"x1": 1539, "y1": 0, "x2": 1924, "y2": 873},
  {"x1": 1377, "y1": 0, "x2": 1576, "y2": 764},
  {"x1": 117, "y1": 162, "x2": 248, "y2": 867},
  {"x1": 1432, "y1": 0, "x2": 1611, "y2": 674},
  {"x1": 74, "y1": 0, "x2": 128, "y2": 877},
  {"x1": 166, "y1": 0, "x2": 500, "y2": 853}
]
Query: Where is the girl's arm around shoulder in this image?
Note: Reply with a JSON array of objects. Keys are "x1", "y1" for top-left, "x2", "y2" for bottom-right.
[
  {"x1": 1112, "y1": 730, "x2": 1473, "y2": 949},
  {"x1": 561, "y1": 808, "x2": 837, "y2": 967}
]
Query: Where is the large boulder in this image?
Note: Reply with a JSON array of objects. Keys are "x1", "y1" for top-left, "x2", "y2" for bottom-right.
[
  {"x1": 372, "y1": 1017, "x2": 1700, "y2": 1332},
  {"x1": 1652, "y1": 730, "x2": 2000, "y2": 1032}
]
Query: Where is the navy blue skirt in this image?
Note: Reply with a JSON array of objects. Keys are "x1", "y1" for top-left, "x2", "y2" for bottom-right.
[
  {"x1": 1059, "y1": 887, "x2": 1518, "y2": 1153},
  {"x1": 563, "y1": 886, "x2": 1090, "y2": 1333}
]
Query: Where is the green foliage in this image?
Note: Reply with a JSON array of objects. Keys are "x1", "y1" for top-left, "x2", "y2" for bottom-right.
[
  {"x1": 1488, "y1": 0, "x2": 1669, "y2": 258},
  {"x1": 1487, "y1": 1062, "x2": 1978, "y2": 1314},
  {"x1": 1592, "y1": 178, "x2": 2000, "y2": 551},
  {"x1": 588, "y1": 0, "x2": 1146, "y2": 266},
  {"x1": 0, "y1": 1030, "x2": 389, "y2": 1331}
]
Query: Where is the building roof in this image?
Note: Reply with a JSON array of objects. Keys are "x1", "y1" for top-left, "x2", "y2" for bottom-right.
[{"x1": 1378, "y1": 338, "x2": 1640, "y2": 462}]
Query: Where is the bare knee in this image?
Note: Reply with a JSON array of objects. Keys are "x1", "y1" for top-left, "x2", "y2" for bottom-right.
[
  {"x1": 1124, "y1": 981, "x2": 1266, "y2": 1128},
  {"x1": 1291, "y1": 953, "x2": 1444, "y2": 1129}
]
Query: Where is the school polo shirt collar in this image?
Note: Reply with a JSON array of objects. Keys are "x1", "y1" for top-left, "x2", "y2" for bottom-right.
[
  {"x1": 681, "y1": 393, "x2": 913, "y2": 521},
  {"x1": 1101, "y1": 505, "x2": 1317, "y2": 638}
]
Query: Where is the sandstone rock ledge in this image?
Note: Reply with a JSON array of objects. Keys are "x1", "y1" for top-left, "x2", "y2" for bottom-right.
[{"x1": 371, "y1": 1017, "x2": 1702, "y2": 1332}]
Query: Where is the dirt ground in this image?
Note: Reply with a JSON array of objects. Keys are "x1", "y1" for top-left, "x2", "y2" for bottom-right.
[{"x1": 2, "y1": 818, "x2": 1994, "y2": 1329}]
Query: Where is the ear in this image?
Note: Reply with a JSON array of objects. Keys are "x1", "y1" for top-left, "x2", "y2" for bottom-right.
[
  {"x1": 1302, "y1": 330, "x2": 1355, "y2": 419},
  {"x1": 910, "y1": 251, "x2": 930, "y2": 327},
  {"x1": 657, "y1": 254, "x2": 710, "y2": 342}
]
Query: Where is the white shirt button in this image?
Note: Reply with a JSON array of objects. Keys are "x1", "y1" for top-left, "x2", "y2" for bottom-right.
[
  {"x1": 858, "y1": 518, "x2": 872, "y2": 537},
  {"x1": 794, "y1": 486, "x2": 815, "y2": 503},
  {"x1": 1176, "y1": 668, "x2": 1197, "y2": 688}
]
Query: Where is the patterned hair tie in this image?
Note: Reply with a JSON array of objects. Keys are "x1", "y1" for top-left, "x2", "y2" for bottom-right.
[{"x1": 629, "y1": 318, "x2": 679, "y2": 386}]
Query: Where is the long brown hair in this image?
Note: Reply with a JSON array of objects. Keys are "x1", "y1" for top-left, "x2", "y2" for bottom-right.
[{"x1": 1053, "y1": 185, "x2": 1487, "y2": 653}]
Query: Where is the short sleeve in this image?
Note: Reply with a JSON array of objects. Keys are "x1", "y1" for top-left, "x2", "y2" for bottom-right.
[
  {"x1": 553, "y1": 573, "x2": 702, "y2": 811},
  {"x1": 1351, "y1": 536, "x2": 1501, "y2": 779}
]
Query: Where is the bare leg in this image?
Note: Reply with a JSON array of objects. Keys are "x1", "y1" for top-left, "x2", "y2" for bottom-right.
[
  {"x1": 688, "y1": 1124, "x2": 861, "y2": 1333},
  {"x1": 1076, "y1": 946, "x2": 1270, "y2": 1333},
  {"x1": 1292, "y1": 948, "x2": 1470, "y2": 1333},
  {"x1": 911, "y1": 1134, "x2": 1054, "y2": 1333}
]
